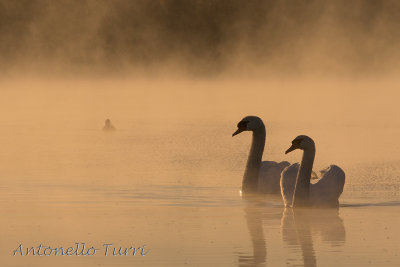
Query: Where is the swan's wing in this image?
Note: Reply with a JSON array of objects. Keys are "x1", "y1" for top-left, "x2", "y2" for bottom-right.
[
  {"x1": 280, "y1": 163, "x2": 299, "y2": 207},
  {"x1": 258, "y1": 161, "x2": 290, "y2": 194},
  {"x1": 310, "y1": 165, "x2": 345, "y2": 207}
]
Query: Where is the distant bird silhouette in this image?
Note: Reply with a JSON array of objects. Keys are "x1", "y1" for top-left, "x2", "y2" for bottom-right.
[
  {"x1": 233, "y1": 116, "x2": 290, "y2": 195},
  {"x1": 280, "y1": 135, "x2": 345, "y2": 208},
  {"x1": 103, "y1": 119, "x2": 116, "y2": 132}
]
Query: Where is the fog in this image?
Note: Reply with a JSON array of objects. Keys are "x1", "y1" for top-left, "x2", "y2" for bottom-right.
[
  {"x1": 1, "y1": 0, "x2": 400, "y2": 77},
  {"x1": 1, "y1": 0, "x2": 400, "y2": 182}
]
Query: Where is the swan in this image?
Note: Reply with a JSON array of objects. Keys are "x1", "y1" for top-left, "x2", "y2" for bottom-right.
[
  {"x1": 280, "y1": 135, "x2": 345, "y2": 208},
  {"x1": 233, "y1": 116, "x2": 290, "y2": 194}
]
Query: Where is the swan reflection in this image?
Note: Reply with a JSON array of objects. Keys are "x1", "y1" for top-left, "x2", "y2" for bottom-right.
[
  {"x1": 237, "y1": 196, "x2": 282, "y2": 267},
  {"x1": 281, "y1": 208, "x2": 346, "y2": 267}
]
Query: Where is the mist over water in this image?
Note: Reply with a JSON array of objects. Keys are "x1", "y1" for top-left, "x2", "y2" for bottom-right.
[
  {"x1": 1, "y1": 1, "x2": 400, "y2": 267},
  {"x1": 1, "y1": 0, "x2": 400, "y2": 77}
]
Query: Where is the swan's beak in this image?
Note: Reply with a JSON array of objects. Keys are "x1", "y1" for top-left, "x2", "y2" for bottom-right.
[
  {"x1": 232, "y1": 128, "x2": 244, "y2": 137},
  {"x1": 285, "y1": 144, "x2": 297, "y2": 154}
]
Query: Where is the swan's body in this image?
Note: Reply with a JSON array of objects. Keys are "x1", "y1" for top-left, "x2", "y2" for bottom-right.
[
  {"x1": 233, "y1": 116, "x2": 289, "y2": 194},
  {"x1": 258, "y1": 161, "x2": 291, "y2": 193},
  {"x1": 280, "y1": 135, "x2": 345, "y2": 208}
]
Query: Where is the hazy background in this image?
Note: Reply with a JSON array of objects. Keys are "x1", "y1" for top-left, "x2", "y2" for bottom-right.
[
  {"x1": 1, "y1": 0, "x2": 400, "y2": 182},
  {"x1": 1, "y1": 0, "x2": 400, "y2": 77}
]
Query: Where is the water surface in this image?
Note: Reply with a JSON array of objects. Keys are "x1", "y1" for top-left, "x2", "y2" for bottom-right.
[{"x1": 1, "y1": 80, "x2": 399, "y2": 266}]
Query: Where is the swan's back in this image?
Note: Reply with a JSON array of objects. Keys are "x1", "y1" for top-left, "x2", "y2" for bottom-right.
[
  {"x1": 280, "y1": 163, "x2": 299, "y2": 207},
  {"x1": 310, "y1": 165, "x2": 345, "y2": 208},
  {"x1": 280, "y1": 164, "x2": 345, "y2": 208},
  {"x1": 258, "y1": 161, "x2": 290, "y2": 194}
]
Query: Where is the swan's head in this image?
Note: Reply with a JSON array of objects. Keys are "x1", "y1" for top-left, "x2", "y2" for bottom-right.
[
  {"x1": 285, "y1": 135, "x2": 315, "y2": 154},
  {"x1": 232, "y1": 116, "x2": 264, "y2": 136}
]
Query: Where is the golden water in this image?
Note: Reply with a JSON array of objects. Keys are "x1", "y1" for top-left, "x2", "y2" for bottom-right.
[{"x1": 1, "y1": 79, "x2": 399, "y2": 266}]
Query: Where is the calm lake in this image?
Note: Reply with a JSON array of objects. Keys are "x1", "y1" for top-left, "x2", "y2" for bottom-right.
[{"x1": 1, "y1": 79, "x2": 399, "y2": 266}]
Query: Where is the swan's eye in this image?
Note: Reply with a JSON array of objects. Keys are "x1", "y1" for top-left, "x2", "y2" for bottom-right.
[
  {"x1": 237, "y1": 121, "x2": 249, "y2": 128},
  {"x1": 293, "y1": 138, "x2": 303, "y2": 145}
]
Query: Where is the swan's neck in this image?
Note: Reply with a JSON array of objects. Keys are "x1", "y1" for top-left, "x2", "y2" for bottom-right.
[
  {"x1": 242, "y1": 127, "x2": 265, "y2": 193},
  {"x1": 293, "y1": 147, "x2": 315, "y2": 207}
]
